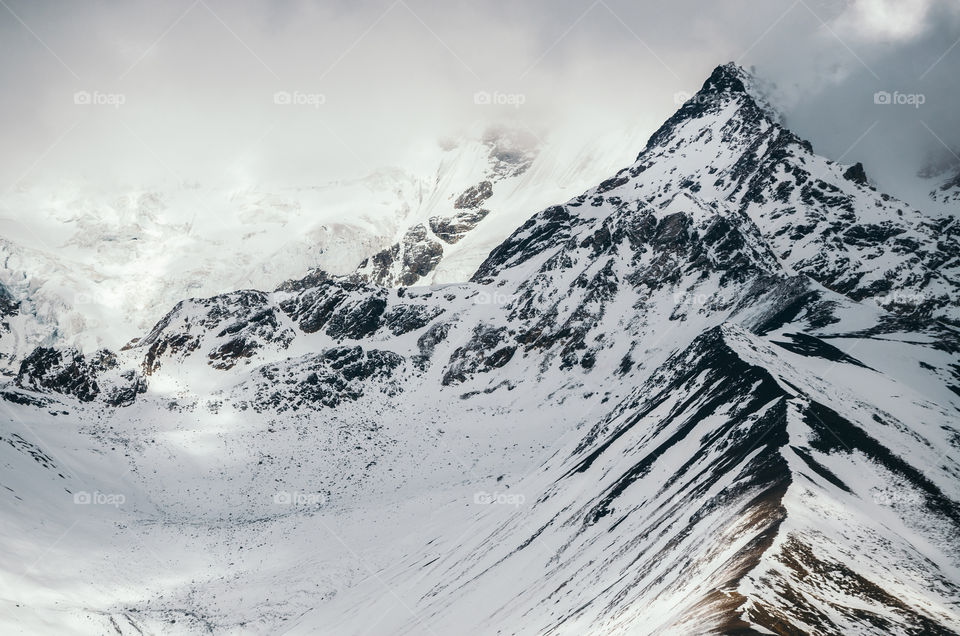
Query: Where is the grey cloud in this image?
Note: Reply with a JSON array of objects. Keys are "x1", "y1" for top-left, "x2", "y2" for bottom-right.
[{"x1": 0, "y1": 0, "x2": 956, "y2": 202}]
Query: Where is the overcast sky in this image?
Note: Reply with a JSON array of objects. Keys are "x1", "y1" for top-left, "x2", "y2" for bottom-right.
[{"x1": 0, "y1": 0, "x2": 957, "y2": 200}]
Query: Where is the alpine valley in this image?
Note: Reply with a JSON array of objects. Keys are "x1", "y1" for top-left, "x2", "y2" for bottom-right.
[{"x1": 1, "y1": 63, "x2": 959, "y2": 635}]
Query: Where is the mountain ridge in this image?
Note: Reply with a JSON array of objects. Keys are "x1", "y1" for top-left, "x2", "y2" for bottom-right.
[{"x1": 1, "y1": 63, "x2": 958, "y2": 635}]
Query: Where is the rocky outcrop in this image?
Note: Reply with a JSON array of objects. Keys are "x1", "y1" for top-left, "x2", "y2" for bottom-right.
[
  {"x1": 355, "y1": 224, "x2": 444, "y2": 287},
  {"x1": 429, "y1": 209, "x2": 490, "y2": 244},
  {"x1": 16, "y1": 347, "x2": 102, "y2": 402},
  {"x1": 228, "y1": 346, "x2": 404, "y2": 412},
  {"x1": 136, "y1": 291, "x2": 295, "y2": 375},
  {"x1": 453, "y1": 180, "x2": 493, "y2": 210},
  {"x1": 15, "y1": 346, "x2": 146, "y2": 406}
]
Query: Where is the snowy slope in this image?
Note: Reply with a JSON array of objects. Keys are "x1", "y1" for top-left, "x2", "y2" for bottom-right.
[
  {"x1": 0, "y1": 124, "x2": 648, "y2": 368},
  {"x1": 1, "y1": 63, "x2": 959, "y2": 635}
]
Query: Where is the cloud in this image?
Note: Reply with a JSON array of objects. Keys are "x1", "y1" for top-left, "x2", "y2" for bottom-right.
[
  {"x1": 0, "y1": 0, "x2": 956, "y2": 205},
  {"x1": 833, "y1": 0, "x2": 940, "y2": 42}
]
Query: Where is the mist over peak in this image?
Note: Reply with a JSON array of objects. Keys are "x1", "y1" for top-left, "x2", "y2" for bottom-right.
[{"x1": 0, "y1": 0, "x2": 955, "y2": 207}]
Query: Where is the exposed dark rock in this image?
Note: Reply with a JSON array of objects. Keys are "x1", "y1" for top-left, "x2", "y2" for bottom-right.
[
  {"x1": 0, "y1": 283, "x2": 18, "y2": 319},
  {"x1": 442, "y1": 324, "x2": 515, "y2": 385},
  {"x1": 325, "y1": 295, "x2": 388, "y2": 340},
  {"x1": 842, "y1": 162, "x2": 868, "y2": 185},
  {"x1": 139, "y1": 291, "x2": 294, "y2": 374},
  {"x1": 429, "y1": 209, "x2": 490, "y2": 244},
  {"x1": 417, "y1": 320, "x2": 452, "y2": 359},
  {"x1": 454, "y1": 180, "x2": 493, "y2": 210},
  {"x1": 104, "y1": 370, "x2": 148, "y2": 407},
  {"x1": 383, "y1": 304, "x2": 444, "y2": 336},
  {"x1": 356, "y1": 224, "x2": 444, "y2": 287},
  {"x1": 472, "y1": 206, "x2": 581, "y2": 281},
  {"x1": 16, "y1": 347, "x2": 101, "y2": 402},
  {"x1": 233, "y1": 347, "x2": 404, "y2": 412}
]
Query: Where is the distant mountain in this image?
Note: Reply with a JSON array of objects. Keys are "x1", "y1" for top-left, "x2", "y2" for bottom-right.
[
  {"x1": 921, "y1": 154, "x2": 960, "y2": 206},
  {"x1": 0, "y1": 125, "x2": 649, "y2": 371}
]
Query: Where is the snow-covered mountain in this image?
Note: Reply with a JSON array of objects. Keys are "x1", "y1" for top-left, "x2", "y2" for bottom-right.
[
  {"x1": 921, "y1": 156, "x2": 960, "y2": 207},
  {"x1": 0, "y1": 124, "x2": 648, "y2": 370},
  {"x1": 1, "y1": 63, "x2": 958, "y2": 635}
]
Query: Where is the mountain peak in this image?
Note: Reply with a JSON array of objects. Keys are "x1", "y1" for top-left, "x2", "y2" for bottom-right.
[
  {"x1": 701, "y1": 61, "x2": 753, "y2": 95},
  {"x1": 642, "y1": 63, "x2": 782, "y2": 157},
  {"x1": 696, "y1": 62, "x2": 781, "y2": 121}
]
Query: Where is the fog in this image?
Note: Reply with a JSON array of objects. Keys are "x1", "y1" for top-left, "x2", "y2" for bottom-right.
[{"x1": 0, "y1": 0, "x2": 957, "y2": 201}]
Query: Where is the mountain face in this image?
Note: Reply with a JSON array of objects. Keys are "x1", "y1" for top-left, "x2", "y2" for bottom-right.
[
  {"x1": 1, "y1": 63, "x2": 959, "y2": 635},
  {"x1": 586, "y1": 63, "x2": 959, "y2": 325},
  {"x1": 919, "y1": 151, "x2": 960, "y2": 207},
  {"x1": 0, "y1": 125, "x2": 648, "y2": 370},
  {"x1": 355, "y1": 128, "x2": 537, "y2": 287},
  {"x1": 928, "y1": 166, "x2": 960, "y2": 207}
]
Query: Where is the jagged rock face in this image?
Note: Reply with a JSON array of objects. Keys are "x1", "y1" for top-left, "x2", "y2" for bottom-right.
[
  {"x1": 595, "y1": 62, "x2": 960, "y2": 324},
  {"x1": 395, "y1": 225, "x2": 444, "y2": 285},
  {"x1": 15, "y1": 346, "x2": 147, "y2": 406},
  {"x1": 453, "y1": 180, "x2": 493, "y2": 210},
  {"x1": 0, "y1": 283, "x2": 17, "y2": 320},
  {"x1": 429, "y1": 209, "x2": 490, "y2": 244},
  {"x1": 353, "y1": 128, "x2": 540, "y2": 287},
  {"x1": 441, "y1": 324, "x2": 515, "y2": 385},
  {"x1": 16, "y1": 347, "x2": 102, "y2": 402},
  {"x1": 843, "y1": 162, "x2": 869, "y2": 186},
  {"x1": 406, "y1": 324, "x2": 960, "y2": 635},
  {"x1": 137, "y1": 290, "x2": 295, "y2": 375},
  {"x1": 427, "y1": 178, "x2": 495, "y2": 245},
  {"x1": 355, "y1": 224, "x2": 444, "y2": 287},
  {"x1": 278, "y1": 278, "x2": 390, "y2": 339},
  {"x1": 3, "y1": 63, "x2": 960, "y2": 635},
  {"x1": 225, "y1": 346, "x2": 404, "y2": 412},
  {"x1": 0, "y1": 284, "x2": 19, "y2": 369},
  {"x1": 933, "y1": 169, "x2": 960, "y2": 204},
  {"x1": 430, "y1": 177, "x2": 493, "y2": 245}
]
